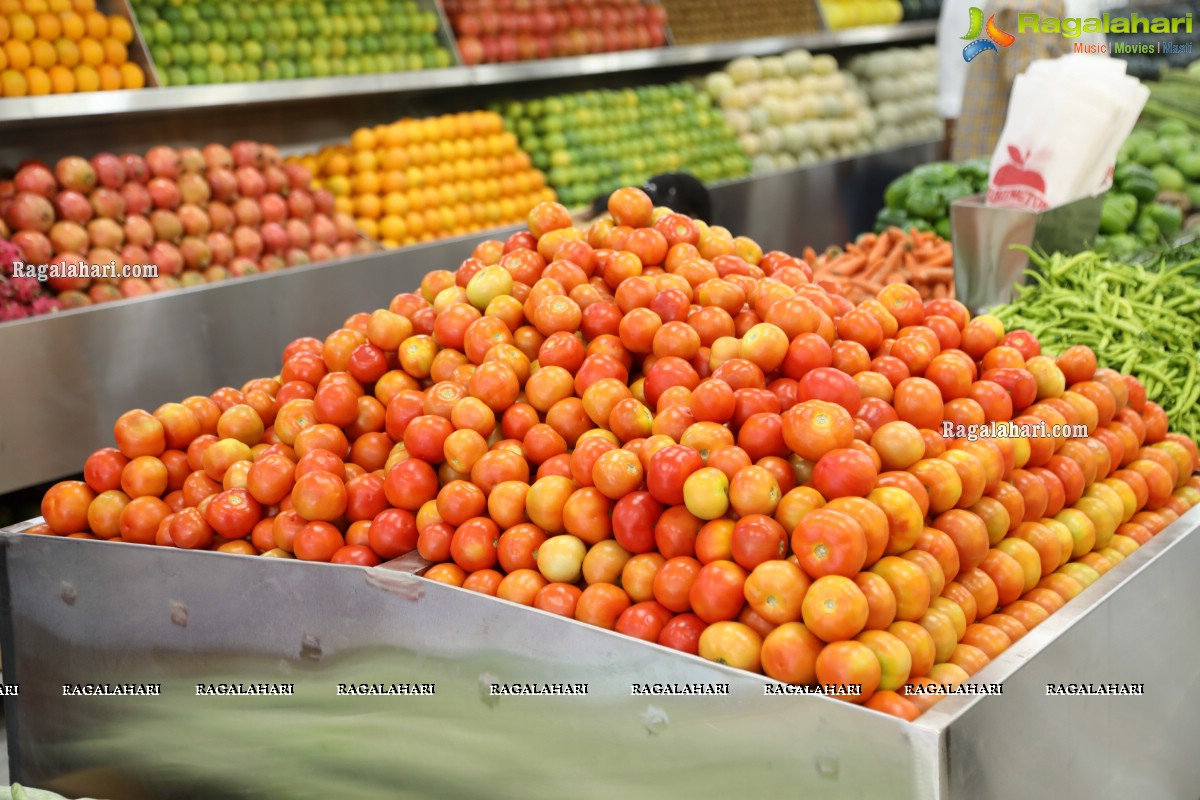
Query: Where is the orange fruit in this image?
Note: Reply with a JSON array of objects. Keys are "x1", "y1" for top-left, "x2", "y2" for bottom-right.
[
  {"x1": 380, "y1": 170, "x2": 406, "y2": 193},
  {"x1": 0, "y1": 68, "x2": 28, "y2": 95},
  {"x1": 0, "y1": 0, "x2": 20, "y2": 13},
  {"x1": 82, "y1": 10, "x2": 104, "y2": 38},
  {"x1": 352, "y1": 194, "x2": 381, "y2": 220},
  {"x1": 107, "y1": 15, "x2": 131, "y2": 43},
  {"x1": 382, "y1": 191, "x2": 409, "y2": 216},
  {"x1": 24, "y1": 63, "x2": 49, "y2": 93},
  {"x1": 379, "y1": 214, "x2": 406, "y2": 241},
  {"x1": 355, "y1": 217, "x2": 378, "y2": 239},
  {"x1": 71, "y1": 0, "x2": 95, "y2": 11},
  {"x1": 325, "y1": 174, "x2": 350, "y2": 197},
  {"x1": 0, "y1": 17, "x2": 9, "y2": 42},
  {"x1": 9, "y1": 12, "x2": 35, "y2": 41},
  {"x1": 404, "y1": 211, "x2": 425, "y2": 238},
  {"x1": 0, "y1": 48, "x2": 6, "y2": 69},
  {"x1": 58, "y1": 11, "x2": 83, "y2": 40},
  {"x1": 380, "y1": 147, "x2": 408, "y2": 171},
  {"x1": 350, "y1": 127, "x2": 376, "y2": 152},
  {"x1": 4, "y1": 40, "x2": 32, "y2": 69},
  {"x1": 351, "y1": 150, "x2": 377, "y2": 174},
  {"x1": 351, "y1": 170, "x2": 380, "y2": 196},
  {"x1": 24, "y1": 0, "x2": 49, "y2": 11},
  {"x1": 118, "y1": 60, "x2": 142, "y2": 88},
  {"x1": 324, "y1": 151, "x2": 351, "y2": 176},
  {"x1": 101, "y1": 35, "x2": 123, "y2": 64},
  {"x1": 71, "y1": 61, "x2": 97, "y2": 90},
  {"x1": 28, "y1": 37, "x2": 54, "y2": 67},
  {"x1": 53, "y1": 36, "x2": 78, "y2": 65},
  {"x1": 33, "y1": 10, "x2": 59, "y2": 38},
  {"x1": 47, "y1": 62, "x2": 72, "y2": 91},
  {"x1": 96, "y1": 60, "x2": 118, "y2": 89},
  {"x1": 77, "y1": 36, "x2": 101, "y2": 65},
  {"x1": 47, "y1": 0, "x2": 70, "y2": 10},
  {"x1": 382, "y1": 124, "x2": 407, "y2": 148}
]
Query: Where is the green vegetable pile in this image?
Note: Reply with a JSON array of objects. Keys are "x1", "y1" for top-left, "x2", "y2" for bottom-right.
[
  {"x1": 875, "y1": 159, "x2": 989, "y2": 239},
  {"x1": 993, "y1": 249, "x2": 1200, "y2": 440},
  {"x1": 1098, "y1": 118, "x2": 1200, "y2": 259}
]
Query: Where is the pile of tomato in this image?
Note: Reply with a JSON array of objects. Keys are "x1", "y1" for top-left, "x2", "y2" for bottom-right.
[{"x1": 36, "y1": 187, "x2": 1200, "y2": 720}]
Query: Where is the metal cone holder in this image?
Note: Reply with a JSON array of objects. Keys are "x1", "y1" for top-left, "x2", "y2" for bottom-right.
[{"x1": 950, "y1": 193, "x2": 1105, "y2": 313}]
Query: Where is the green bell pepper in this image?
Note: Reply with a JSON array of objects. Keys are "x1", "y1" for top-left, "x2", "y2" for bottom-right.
[
  {"x1": 1145, "y1": 202, "x2": 1183, "y2": 238},
  {"x1": 1099, "y1": 192, "x2": 1138, "y2": 234}
]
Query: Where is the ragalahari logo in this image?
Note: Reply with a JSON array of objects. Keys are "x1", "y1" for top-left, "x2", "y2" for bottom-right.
[{"x1": 962, "y1": 6, "x2": 1016, "y2": 62}]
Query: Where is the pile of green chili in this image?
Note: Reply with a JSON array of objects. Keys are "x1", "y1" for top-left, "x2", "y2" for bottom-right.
[{"x1": 992, "y1": 249, "x2": 1200, "y2": 441}]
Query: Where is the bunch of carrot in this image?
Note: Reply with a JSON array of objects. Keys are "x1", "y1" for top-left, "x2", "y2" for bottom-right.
[{"x1": 803, "y1": 227, "x2": 955, "y2": 304}]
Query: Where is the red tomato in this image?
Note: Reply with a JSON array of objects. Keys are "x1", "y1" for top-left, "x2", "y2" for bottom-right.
[
  {"x1": 688, "y1": 560, "x2": 748, "y2": 623},
  {"x1": 792, "y1": 509, "x2": 868, "y2": 579},
  {"x1": 612, "y1": 491, "x2": 664, "y2": 554},
  {"x1": 797, "y1": 367, "x2": 861, "y2": 414},
  {"x1": 812, "y1": 448, "x2": 879, "y2": 499}
]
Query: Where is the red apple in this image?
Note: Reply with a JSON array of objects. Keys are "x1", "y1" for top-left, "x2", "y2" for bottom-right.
[
  {"x1": 148, "y1": 241, "x2": 183, "y2": 276},
  {"x1": 120, "y1": 183, "x2": 152, "y2": 217},
  {"x1": 207, "y1": 168, "x2": 239, "y2": 203},
  {"x1": 260, "y1": 193, "x2": 288, "y2": 224},
  {"x1": 206, "y1": 231, "x2": 234, "y2": 265},
  {"x1": 147, "y1": 177, "x2": 182, "y2": 210},
  {"x1": 236, "y1": 166, "x2": 266, "y2": 199},
  {"x1": 6, "y1": 192, "x2": 55, "y2": 233},
  {"x1": 14, "y1": 164, "x2": 58, "y2": 198},
  {"x1": 260, "y1": 221, "x2": 288, "y2": 254},
  {"x1": 120, "y1": 153, "x2": 149, "y2": 184},
  {"x1": 54, "y1": 190, "x2": 93, "y2": 224},
  {"x1": 145, "y1": 146, "x2": 181, "y2": 179},
  {"x1": 91, "y1": 153, "x2": 126, "y2": 189},
  {"x1": 11, "y1": 229, "x2": 53, "y2": 263}
]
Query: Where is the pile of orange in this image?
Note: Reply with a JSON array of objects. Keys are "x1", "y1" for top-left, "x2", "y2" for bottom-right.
[
  {"x1": 293, "y1": 110, "x2": 555, "y2": 249},
  {"x1": 1, "y1": 0, "x2": 145, "y2": 97}
]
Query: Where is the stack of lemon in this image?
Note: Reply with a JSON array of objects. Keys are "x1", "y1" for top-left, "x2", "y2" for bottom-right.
[
  {"x1": 819, "y1": 0, "x2": 904, "y2": 29},
  {"x1": 294, "y1": 111, "x2": 556, "y2": 249},
  {"x1": 0, "y1": 0, "x2": 145, "y2": 97}
]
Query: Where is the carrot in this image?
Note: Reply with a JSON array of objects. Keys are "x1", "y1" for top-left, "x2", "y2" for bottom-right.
[
  {"x1": 906, "y1": 266, "x2": 955, "y2": 282},
  {"x1": 828, "y1": 254, "x2": 867, "y2": 276},
  {"x1": 802, "y1": 246, "x2": 817, "y2": 264},
  {"x1": 866, "y1": 240, "x2": 906, "y2": 280},
  {"x1": 932, "y1": 283, "x2": 949, "y2": 299},
  {"x1": 921, "y1": 246, "x2": 954, "y2": 268},
  {"x1": 885, "y1": 226, "x2": 907, "y2": 241},
  {"x1": 866, "y1": 232, "x2": 892, "y2": 264},
  {"x1": 845, "y1": 277, "x2": 884, "y2": 295}
]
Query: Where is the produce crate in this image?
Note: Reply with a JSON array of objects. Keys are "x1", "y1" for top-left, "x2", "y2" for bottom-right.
[{"x1": 2, "y1": 507, "x2": 1199, "y2": 799}]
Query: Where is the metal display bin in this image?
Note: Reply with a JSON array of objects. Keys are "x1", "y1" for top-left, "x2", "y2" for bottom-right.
[{"x1": 1, "y1": 505, "x2": 1198, "y2": 799}]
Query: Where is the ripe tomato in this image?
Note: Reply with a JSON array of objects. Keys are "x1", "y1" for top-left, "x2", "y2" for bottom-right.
[
  {"x1": 206, "y1": 488, "x2": 262, "y2": 539},
  {"x1": 384, "y1": 459, "x2": 438, "y2": 511},
  {"x1": 797, "y1": 367, "x2": 861, "y2": 414},
  {"x1": 615, "y1": 601, "x2": 672, "y2": 642},
  {"x1": 42, "y1": 480, "x2": 96, "y2": 534},
  {"x1": 870, "y1": 421, "x2": 925, "y2": 471},
  {"x1": 699, "y1": 621, "x2": 763, "y2": 672},
  {"x1": 688, "y1": 560, "x2": 748, "y2": 623},
  {"x1": 331, "y1": 545, "x2": 383, "y2": 567},
  {"x1": 291, "y1": 471, "x2": 346, "y2": 522},
  {"x1": 119, "y1": 496, "x2": 171, "y2": 546},
  {"x1": 730, "y1": 514, "x2": 788, "y2": 570},
  {"x1": 654, "y1": 505, "x2": 703, "y2": 559},
  {"x1": 812, "y1": 448, "x2": 878, "y2": 499},
  {"x1": 792, "y1": 509, "x2": 868, "y2": 579},
  {"x1": 728, "y1": 465, "x2": 782, "y2": 517},
  {"x1": 815, "y1": 640, "x2": 881, "y2": 703},
  {"x1": 647, "y1": 444, "x2": 705, "y2": 506},
  {"x1": 294, "y1": 522, "x2": 345, "y2": 562},
  {"x1": 575, "y1": 583, "x2": 632, "y2": 630},
  {"x1": 113, "y1": 409, "x2": 166, "y2": 459},
  {"x1": 855, "y1": 629, "x2": 913, "y2": 692},
  {"x1": 744, "y1": 560, "x2": 810, "y2": 625},
  {"x1": 782, "y1": 400, "x2": 855, "y2": 462},
  {"x1": 802, "y1": 575, "x2": 869, "y2": 642},
  {"x1": 658, "y1": 612, "x2": 707, "y2": 654},
  {"x1": 533, "y1": 582, "x2": 583, "y2": 617},
  {"x1": 682, "y1": 467, "x2": 730, "y2": 520},
  {"x1": 450, "y1": 517, "x2": 500, "y2": 572},
  {"x1": 369, "y1": 508, "x2": 418, "y2": 559},
  {"x1": 870, "y1": 556, "x2": 932, "y2": 622}
]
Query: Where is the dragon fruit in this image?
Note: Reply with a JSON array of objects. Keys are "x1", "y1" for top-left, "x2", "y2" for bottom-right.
[{"x1": 0, "y1": 237, "x2": 61, "y2": 320}]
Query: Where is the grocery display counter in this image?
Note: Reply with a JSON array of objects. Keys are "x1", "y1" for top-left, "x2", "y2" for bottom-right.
[
  {"x1": 1, "y1": 504, "x2": 1197, "y2": 799},
  {"x1": 0, "y1": 140, "x2": 939, "y2": 496}
]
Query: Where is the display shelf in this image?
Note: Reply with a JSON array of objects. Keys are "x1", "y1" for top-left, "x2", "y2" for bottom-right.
[
  {"x1": 0, "y1": 141, "x2": 939, "y2": 496},
  {"x1": 0, "y1": 22, "x2": 936, "y2": 127},
  {"x1": 1, "y1": 504, "x2": 1197, "y2": 798}
]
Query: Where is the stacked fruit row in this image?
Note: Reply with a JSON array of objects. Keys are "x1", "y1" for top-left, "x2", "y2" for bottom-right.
[
  {"x1": 132, "y1": 0, "x2": 452, "y2": 86},
  {"x1": 0, "y1": 141, "x2": 374, "y2": 307},
  {"x1": 496, "y1": 82, "x2": 750, "y2": 209},
  {"x1": 295, "y1": 111, "x2": 555, "y2": 249},
  {"x1": 35, "y1": 187, "x2": 1199, "y2": 718},
  {"x1": 702, "y1": 51, "x2": 879, "y2": 175},
  {"x1": 659, "y1": 0, "x2": 822, "y2": 45},
  {"x1": 0, "y1": 0, "x2": 146, "y2": 97},
  {"x1": 442, "y1": 0, "x2": 668, "y2": 66}
]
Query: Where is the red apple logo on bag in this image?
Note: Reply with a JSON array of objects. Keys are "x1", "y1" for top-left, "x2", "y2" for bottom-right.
[
  {"x1": 987, "y1": 145, "x2": 1049, "y2": 210},
  {"x1": 994, "y1": 147, "x2": 1045, "y2": 192}
]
